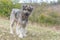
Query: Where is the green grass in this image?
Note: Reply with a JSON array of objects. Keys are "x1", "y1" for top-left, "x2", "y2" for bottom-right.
[{"x1": 0, "y1": 18, "x2": 60, "y2": 40}]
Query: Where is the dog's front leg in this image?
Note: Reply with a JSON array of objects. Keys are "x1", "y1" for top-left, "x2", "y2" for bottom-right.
[
  {"x1": 23, "y1": 28, "x2": 27, "y2": 37},
  {"x1": 16, "y1": 24, "x2": 20, "y2": 35},
  {"x1": 10, "y1": 20, "x2": 14, "y2": 34},
  {"x1": 18, "y1": 26, "x2": 27, "y2": 38},
  {"x1": 22, "y1": 26, "x2": 27, "y2": 37},
  {"x1": 18, "y1": 26, "x2": 24, "y2": 38}
]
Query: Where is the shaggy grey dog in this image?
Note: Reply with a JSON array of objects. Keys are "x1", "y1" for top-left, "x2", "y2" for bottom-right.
[{"x1": 10, "y1": 5, "x2": 33, "y2": 38}]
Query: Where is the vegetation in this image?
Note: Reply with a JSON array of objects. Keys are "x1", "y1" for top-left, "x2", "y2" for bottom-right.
[
  {"x1": 0, "y1": 0, "x2": 60, "y2": 40},
  {"x1": 0, "y1": 0, "x2": 60, "y2": 25},
  {"x1": 0, "y1": 17, "x2": 60, "y2": 40},
  {"x1": 0, "y1": 0, "x2": 21, "y2": 17},
  {"x1": 57, "y1": 0, "x2": 60, "y2": 4},
  {"x1": 29, "y1": 4, "x2": 60, "y2": 25}
]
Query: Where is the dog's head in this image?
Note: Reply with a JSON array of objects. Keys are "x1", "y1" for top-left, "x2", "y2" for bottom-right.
[
  {"x1": 22, "y1": 5, "x2": 33, "y2": 18},
  {"x1": 23, "y1": 5, "x2": 33, "y2": 12}
]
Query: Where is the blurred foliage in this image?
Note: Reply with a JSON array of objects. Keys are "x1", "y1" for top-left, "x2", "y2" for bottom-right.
[
  {"x1": 0, "y1": 0, "x2": 60, "y2": 25},
  {"x1": 11, "y1": 0, "x2": 20, "y2": 4},
  {"x1": 57, "y1": 0, "x2": 60, "y2": 4},
  {"x1": 29, "y1": 3, "x2": 60, "y2": 25},
  {"x1": 0, "y1": 0, "x2": 21, "y2": 17}
]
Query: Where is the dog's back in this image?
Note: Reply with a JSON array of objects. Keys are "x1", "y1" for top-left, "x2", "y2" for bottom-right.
[
  {"x1": 10, "y1": 8, "x2": 28, "y2": 25},
  {"x1": 10, "y1": 9, "x2": 23, "y2": 22},
  {"x1": 10, "y1": 9, "x2": 21, "y2": 19}
]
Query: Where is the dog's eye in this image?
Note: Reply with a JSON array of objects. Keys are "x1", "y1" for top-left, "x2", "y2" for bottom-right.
[
  {"x1": 23, "y1": 8, "x2": 28, "y2": 10},
  {"x1": 23, "y1": 8, "x2": 26, "y2": 10}
]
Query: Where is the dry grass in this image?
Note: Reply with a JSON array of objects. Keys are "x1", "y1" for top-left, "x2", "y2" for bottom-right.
[{"x1": 0, "y1": 18, "x2": 60, "y2": 40}]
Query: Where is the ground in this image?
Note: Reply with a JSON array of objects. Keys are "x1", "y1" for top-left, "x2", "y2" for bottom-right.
[{"x1": 0, "y1": 18, "x2": 60, "y2": 40}]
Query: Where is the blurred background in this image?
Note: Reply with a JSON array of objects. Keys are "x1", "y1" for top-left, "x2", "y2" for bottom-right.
[
  {"x1": 0, "y1": 0, "x2": 60, "y2": 26},
  {"x1": 0, "y1": 0, "x2": 60, "y2": 40}
]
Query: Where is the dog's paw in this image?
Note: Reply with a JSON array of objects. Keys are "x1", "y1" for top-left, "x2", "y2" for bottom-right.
[
  {"x1": 10, "y1": 31, "x2": 14, "y2": 34},
  {"x1": 23, "y1": 33, "x2": 27, "y2": 37},
  {"x1": 16, "y1": 31, "x2": 19, "y2": 35},
  {"x1": 18, "y1": 34, "x2": 24, "y2": 38},
  {"x1": 16, "y1": 33, "x2": 19, "y2": 35}
]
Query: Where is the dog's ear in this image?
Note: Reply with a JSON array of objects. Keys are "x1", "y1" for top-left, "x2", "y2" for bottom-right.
[
  {"x1": 23, "y1": 5, "x2": 27, "y2": 10},
  {"x1": 29, "y1": 6, "x2": 33, "y2": 12},
  {"x1": 23, "y1": 5, "x2": 27, "y2": 7},
  {"x1": 31, "y1": 6, "x2": 33, "y2": 11}
]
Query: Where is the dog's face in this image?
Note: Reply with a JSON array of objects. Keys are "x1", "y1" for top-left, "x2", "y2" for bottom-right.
[
  {"x1": 23, "y1": 5, "x2": 33, "y2": 12},
  {"x1": 22, "y1": 5, "x2": 33, "y2": 18}
]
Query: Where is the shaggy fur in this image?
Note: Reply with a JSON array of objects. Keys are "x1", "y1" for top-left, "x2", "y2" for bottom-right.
[{"x1": 10, "y1": 5, "x2": 33, "y2": 38}]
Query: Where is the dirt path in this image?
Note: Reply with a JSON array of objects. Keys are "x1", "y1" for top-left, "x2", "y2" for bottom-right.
[{"x1": 0, "y1": 18, "x2": 60, "y2": 40}]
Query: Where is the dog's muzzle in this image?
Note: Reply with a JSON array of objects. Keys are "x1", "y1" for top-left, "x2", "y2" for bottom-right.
[
  {"x1": 25, "y1": 13, "x2": 29, "y2": 17},
  {"x1": 22, "y1": 13, "x2": 29, "y2": 20}
]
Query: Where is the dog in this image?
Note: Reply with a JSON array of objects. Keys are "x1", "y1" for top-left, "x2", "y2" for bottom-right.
[{"x1": 10, "y1": 5, "x2": 33, "y2": 38}]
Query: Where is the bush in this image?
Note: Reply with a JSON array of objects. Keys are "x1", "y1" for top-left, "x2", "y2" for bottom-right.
[
  {"x1": 0, "y1": 0, "x2": 21, "y2": 18},
  {"x1": 29, "y1": 4, "x2": 60, "y2": 25},
  {"x1": 0, "y1": 2, "x2": 60, "y2": 25}
]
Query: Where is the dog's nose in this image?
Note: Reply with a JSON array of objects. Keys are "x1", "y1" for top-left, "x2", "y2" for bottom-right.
[{"x1": 25, "y1": 13, "x2": 29, "y2": 16}]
